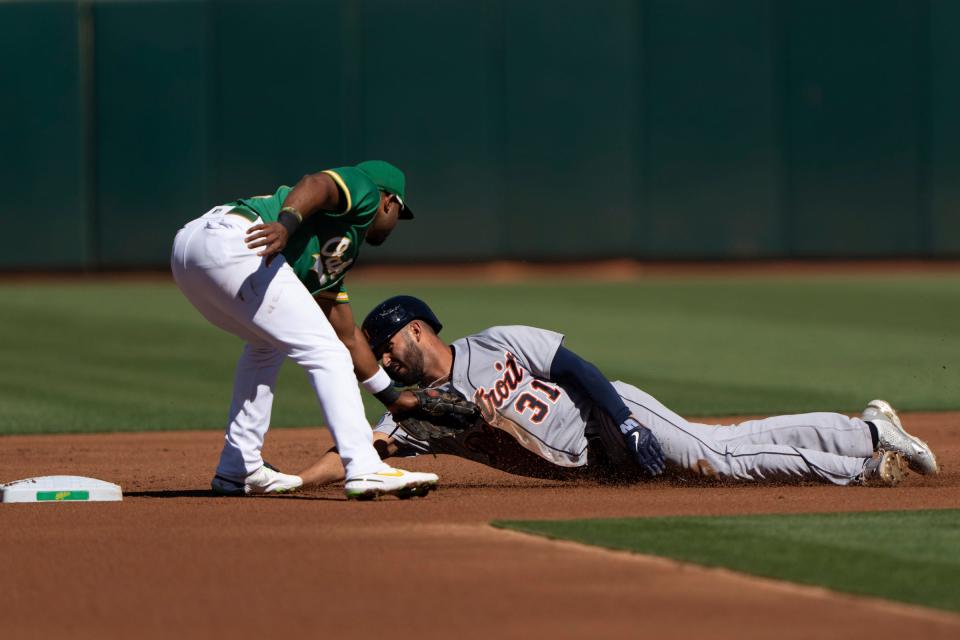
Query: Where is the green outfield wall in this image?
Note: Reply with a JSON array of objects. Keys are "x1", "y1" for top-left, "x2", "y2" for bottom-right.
[{"x1": 2, "y1": 0, "x2": 958, "y2": 268}]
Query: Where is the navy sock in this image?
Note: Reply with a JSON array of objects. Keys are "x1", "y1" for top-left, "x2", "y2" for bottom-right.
[{"x1": 866, "y1": 421, "x2": 880, "y2": 450}]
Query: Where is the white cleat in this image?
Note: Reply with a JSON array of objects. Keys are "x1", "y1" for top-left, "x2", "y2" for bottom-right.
[
  {"x1": 344, "y1": 468, "x2": 439, "y2": 501},
  {"x1": 860, "y1": 451, "x2": 906, "y2": 487},
  {"x1": 211, "y1": 463, "x2": 303, "y2": 496},
  {"x1": 862, "y1": 399, "x2": 939, "y2": 475}
]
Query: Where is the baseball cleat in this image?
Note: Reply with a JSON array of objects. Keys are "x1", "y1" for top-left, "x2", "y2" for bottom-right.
[
  {"x1": 862, "y1": 399, "x2": 939, "y2": 475},
  {"x1": 211, "y1": 462, "x2": 303, "y2": 496},
  {"x1": 859, "y1": 451, "x2": 906, "y2": 487},
  {"x1": 343, "y1": 468, "x2": 439, "y2": 501}
]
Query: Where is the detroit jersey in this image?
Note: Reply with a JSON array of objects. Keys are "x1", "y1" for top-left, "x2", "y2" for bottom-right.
[
  {"x1": 375, "y1": 326, "x2": 595, "y2": 467},
  {"x1": 229, "y1": 167, "x2": 380, "y2": 300},
  {"x1": 374, "y1": 325, "x2": 883, "y2": 486}
]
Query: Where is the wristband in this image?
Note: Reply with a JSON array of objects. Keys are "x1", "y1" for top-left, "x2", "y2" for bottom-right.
[
  {"x1": 279, "y1": 206, "x2": 303, "y2": 222},
  {"x1": 361, "y1": 367, "x2": 393, "y2": 394},
  {"x1": 362, "y1": 368, "x2": 402, "y2": 407},
  {"x1": 374, "y1": 385, "x2": 401, "y2": 407},
  {"x1": 278, "y1": 206, "x2": 303, "y2": 236}
]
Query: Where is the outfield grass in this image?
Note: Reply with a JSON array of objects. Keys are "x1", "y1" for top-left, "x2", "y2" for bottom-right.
[
  {"x1": 1, "y1": 274, "x2": 958, "y2": 434},
  {"x1": 495, "y1": 509, "x2": 960, "y2": 612}
]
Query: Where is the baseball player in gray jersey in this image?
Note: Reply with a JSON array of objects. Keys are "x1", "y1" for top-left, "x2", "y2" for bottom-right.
[{"x1": 295, "y1": 296, "x2": 940, "y2": 488}]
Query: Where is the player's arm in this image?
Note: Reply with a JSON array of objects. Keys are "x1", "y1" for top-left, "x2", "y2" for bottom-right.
[
  {"x1": 318, "y1": 297, "x2": 419, "y2": 412},
  {"x1": 297, "y1": 432, "x2": 400, "y2": 487},
  {"x1": 245, "y1": 171, "x2": 345, "y2": 259},
  {"x1": 549, "y1": 346, "x2": 632, "y2": 424},
  {"x1": 549, "y1": 346, "x2": 665, "y2": 476},
  {"x1": 319, "y1": 298, "x2": 380, "y2": 380}
]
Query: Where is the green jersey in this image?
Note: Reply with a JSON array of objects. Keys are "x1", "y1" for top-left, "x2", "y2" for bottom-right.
[{"x1": 230, "y1": 167, "x2": 380, "y2": 302}]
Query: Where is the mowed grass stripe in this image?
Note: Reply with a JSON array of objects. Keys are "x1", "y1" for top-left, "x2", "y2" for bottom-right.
[
  {"x1": 495, "y1": 509, "x2": 960, "y2": 612},
  {"x1": 1, "y1": 274, "x2": 958, "y2": 434}
]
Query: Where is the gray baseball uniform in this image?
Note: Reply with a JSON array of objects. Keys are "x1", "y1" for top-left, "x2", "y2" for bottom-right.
[{"x1": 374, "y1": 325, "x2": 875, "y2": 485}]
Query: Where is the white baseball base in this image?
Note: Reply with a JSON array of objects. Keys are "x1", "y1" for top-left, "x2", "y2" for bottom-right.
[{"x1": 0, "y1": 475, "x2": 123, "y2": 503}]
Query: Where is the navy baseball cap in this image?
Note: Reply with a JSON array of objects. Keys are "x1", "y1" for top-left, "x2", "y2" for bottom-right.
[{"x1": 362, "y1": 295, "x2": 442, "y2": 352}]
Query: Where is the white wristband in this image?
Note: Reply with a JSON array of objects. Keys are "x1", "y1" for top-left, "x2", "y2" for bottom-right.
[{"x1": 361, "y1": 367, "x2": 393, "y2": 394}]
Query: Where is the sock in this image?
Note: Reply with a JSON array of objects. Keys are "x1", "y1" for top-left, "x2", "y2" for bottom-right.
[{"x1": 866, "y1": 421, "x2": 880, "y2": 450}]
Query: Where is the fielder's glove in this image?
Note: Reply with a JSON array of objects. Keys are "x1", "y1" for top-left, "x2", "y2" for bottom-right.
[
  {"x1": 396, "y1": 415, "x2": 469, "y2": 441},
  {"x1": 396, "y1": 388, "x2": 482, "y2": 442},
  {"x1": 413, "y1": 388, "x2": 480, "y2": 419},
  {"x1": 622, "y1": 417, "x2": 666, "y2": 477}
]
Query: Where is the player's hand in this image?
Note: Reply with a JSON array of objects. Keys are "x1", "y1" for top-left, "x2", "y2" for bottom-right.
[
  {"x1": 622, "y1": 418, "x2": 666, "y2": 477},
  {"x1": 245, "y1": 222, "x2": 290, "y2": 265},
  {"x1": 387, "y1": 390, "x2": 420, "y2": 415}
]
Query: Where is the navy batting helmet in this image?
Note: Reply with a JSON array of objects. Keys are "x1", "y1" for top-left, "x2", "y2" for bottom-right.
[{"x1": 361, "y1": 295, "x2": 443, "y2": 352}]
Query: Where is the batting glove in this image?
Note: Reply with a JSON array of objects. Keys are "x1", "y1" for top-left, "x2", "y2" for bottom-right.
[{"x1": 621, "y1": 417, "x2": 666, "y2": 477}]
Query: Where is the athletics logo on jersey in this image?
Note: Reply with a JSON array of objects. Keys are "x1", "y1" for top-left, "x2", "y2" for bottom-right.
[{"x1": 312, "y1": 236, "x2": 354, "y2": 286}]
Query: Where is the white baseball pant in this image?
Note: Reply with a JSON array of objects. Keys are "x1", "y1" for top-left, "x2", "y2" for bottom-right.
[{"x1": 170, "y1": 206, "x2": 388, "y2": 480}]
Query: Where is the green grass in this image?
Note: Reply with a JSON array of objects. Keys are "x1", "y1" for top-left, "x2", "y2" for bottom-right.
[
  {"x1": 1, "y1": 273, "x2": 958, "y2": 434},
  {"x1": 495, "y1": 509, "x2": 960, "y2": 612}
]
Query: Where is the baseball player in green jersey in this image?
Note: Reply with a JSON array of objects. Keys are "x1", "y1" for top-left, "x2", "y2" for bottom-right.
[{"x1": 171, "y1": 161, "x2": 439, "y2": 500}]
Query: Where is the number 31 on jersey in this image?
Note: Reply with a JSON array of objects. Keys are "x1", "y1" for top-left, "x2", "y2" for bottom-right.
[{"x1": 514, "y1": 380, "x2": 561, "y2": 424}]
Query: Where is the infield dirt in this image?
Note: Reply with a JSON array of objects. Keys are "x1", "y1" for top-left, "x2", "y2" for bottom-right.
[{"x1": 1, "y1": 412, "x2": 957, "y2": 640}]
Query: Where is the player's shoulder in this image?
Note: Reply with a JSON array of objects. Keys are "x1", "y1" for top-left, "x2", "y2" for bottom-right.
[
  {"x1": 483, "y1": 324, "x2": 558, "y2": 336},
  {"x1": 462, "y1": 325, "x2": 562, "y2": 347},
  {"x1": 321, "y1": 166, "x2": 380, "y2": 218}
]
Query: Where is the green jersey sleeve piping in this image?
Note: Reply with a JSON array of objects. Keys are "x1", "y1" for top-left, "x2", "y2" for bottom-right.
[
  {"x1": 321, "y1": 170, "x2": 353, "y2": 217},
  {"x1": 314, "y1": 289, "x2": 351, "y2": 304}
]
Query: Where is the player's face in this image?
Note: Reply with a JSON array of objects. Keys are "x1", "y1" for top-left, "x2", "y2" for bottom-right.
[
  {"x1": 365, "y1": 193, "x2": 401, "y2": 246},
  {"x1": 380, "y1": 327, "x2": 427, "y2": 386}
]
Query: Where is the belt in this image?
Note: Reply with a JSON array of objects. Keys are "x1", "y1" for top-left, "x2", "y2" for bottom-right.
[{"x1": 226, "y1": 205, "x2": 259, "y2": 223}]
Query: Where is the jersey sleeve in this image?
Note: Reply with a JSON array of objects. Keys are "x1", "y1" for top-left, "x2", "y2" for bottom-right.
[
  {"x1": 477, "y1": 325, "x2": 565, "y2": 379},
  {"x1": 321, "y1": 167, "x2": 381, "y2": 223},
  {"x1": 373, "y1": 412, "x2": 433, "y2": 456}
]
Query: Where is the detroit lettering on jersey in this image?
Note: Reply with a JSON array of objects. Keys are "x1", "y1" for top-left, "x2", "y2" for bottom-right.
[
  {"x1": 376, "y1": 326, "x2": 593, "y2": 468},
  {"x1": 473, "y1": 353, "x2": 563, "y2": 425},
  {"x1": 473, "y1": 353, "x2": 524, "y2": 417},
  {"x1": 230, "y1": 167, "x2": 380, "y2": 297}
]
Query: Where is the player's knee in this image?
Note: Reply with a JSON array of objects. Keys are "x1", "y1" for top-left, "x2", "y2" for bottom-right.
[{"x1": 243, "y1": 344, "x2": 284, "y2": 364}]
